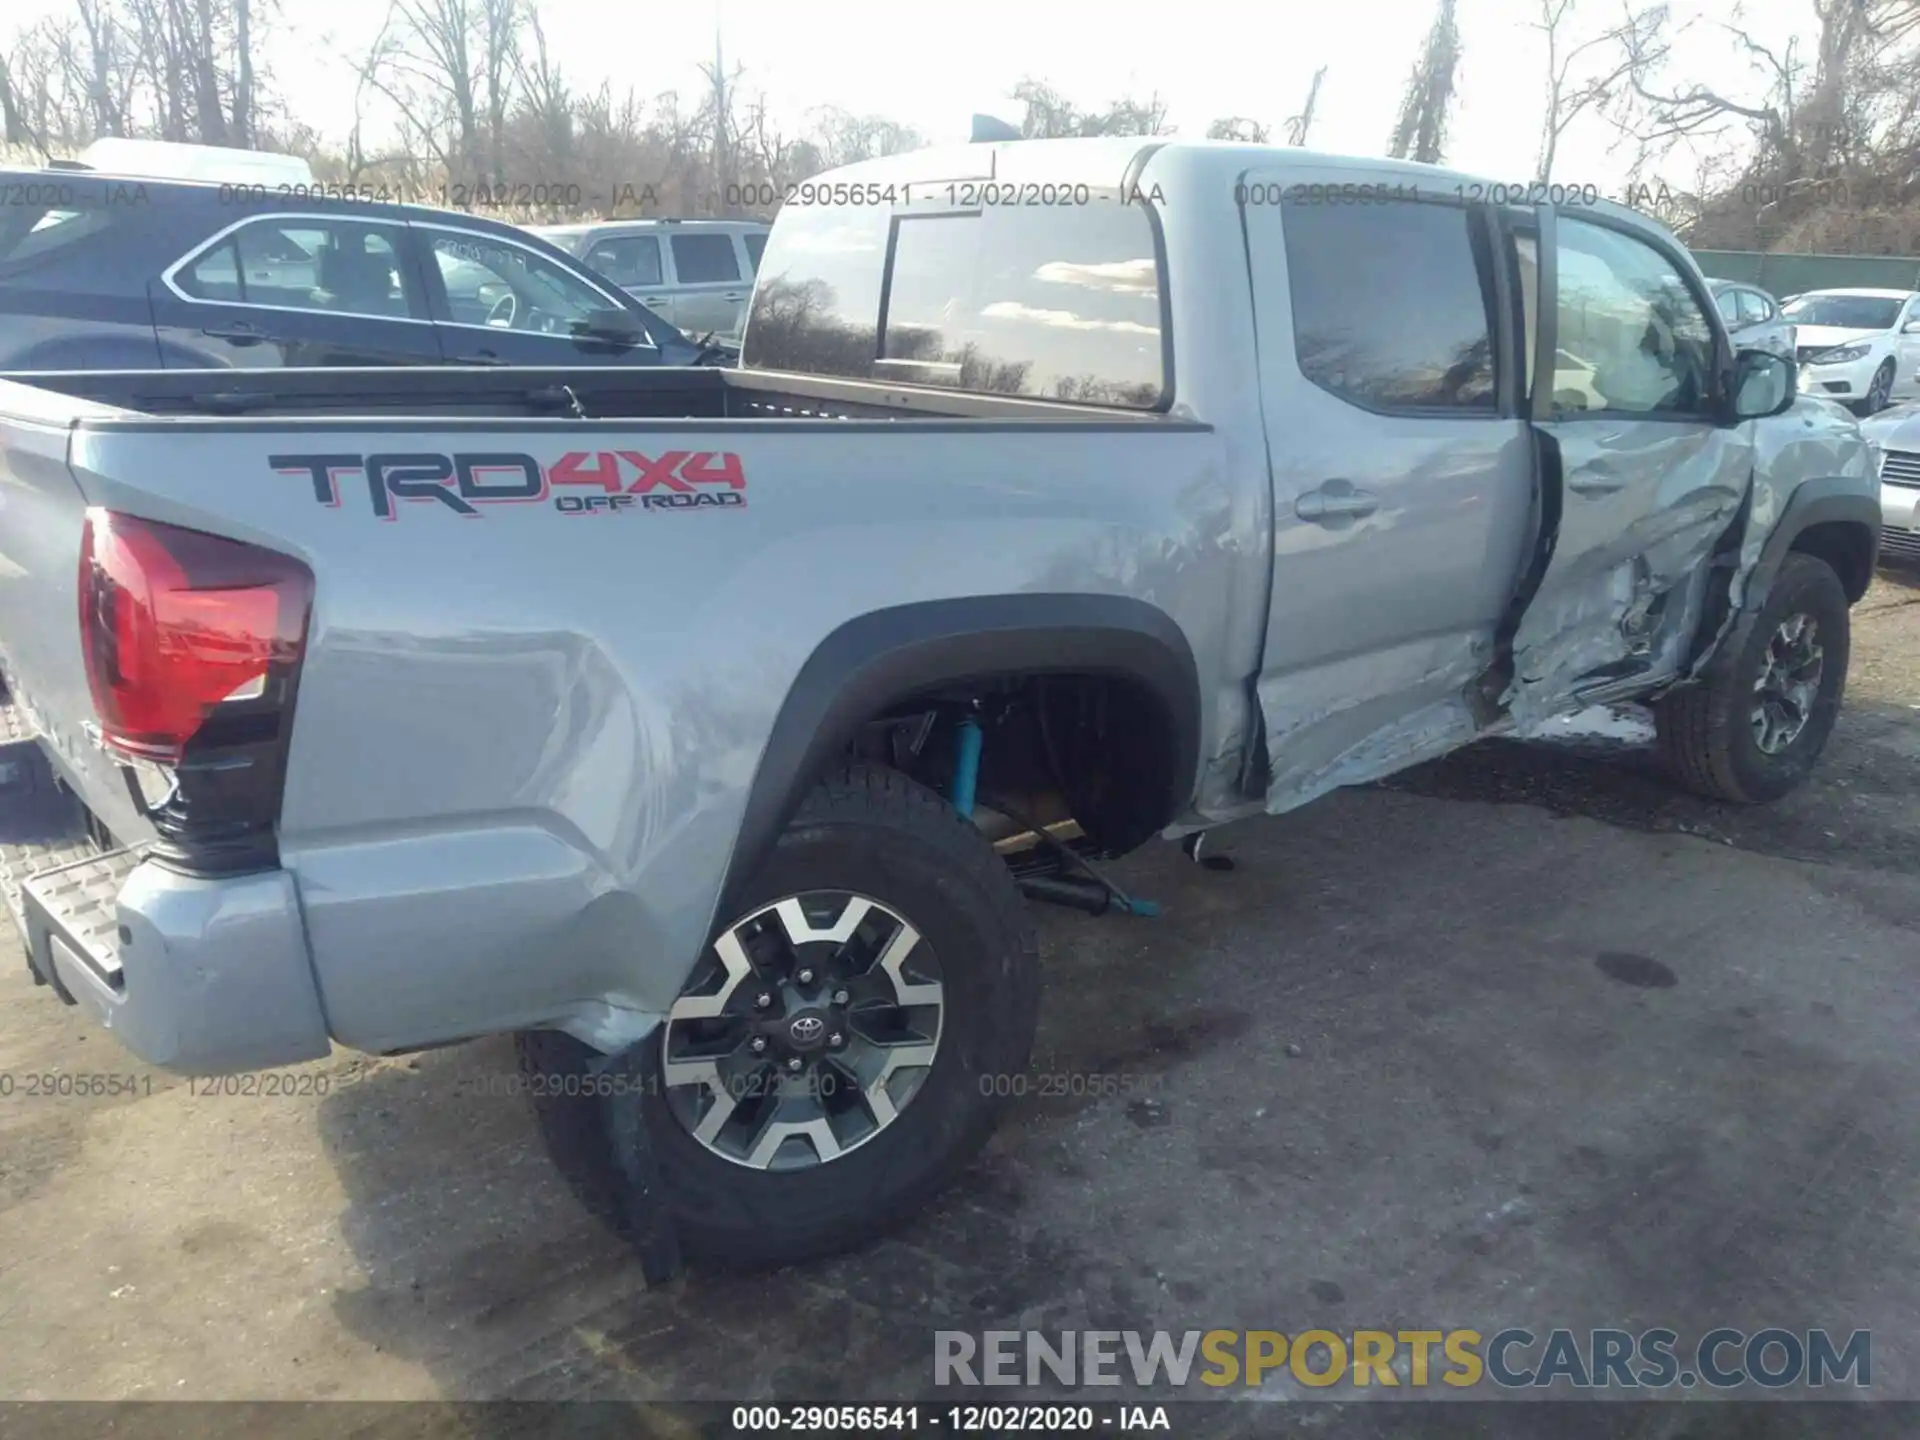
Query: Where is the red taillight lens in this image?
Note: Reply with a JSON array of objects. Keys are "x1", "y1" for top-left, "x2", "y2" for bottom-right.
[{"x1": 79, "y1": 510, "x2": 313, "y2": 765}]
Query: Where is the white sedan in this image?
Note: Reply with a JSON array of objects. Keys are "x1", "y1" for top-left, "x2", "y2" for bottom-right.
[{"x1": 1786, "y1": 288, "x2": 1920, "y2": 414}]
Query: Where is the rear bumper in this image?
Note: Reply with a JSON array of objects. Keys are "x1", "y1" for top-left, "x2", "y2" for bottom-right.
[
  {"x1": 4, "y1": 715, "x2": 329, "y2": 1076},
  {"x1": 21, "y1": 852, "x2": 331, "y2": 1075}
]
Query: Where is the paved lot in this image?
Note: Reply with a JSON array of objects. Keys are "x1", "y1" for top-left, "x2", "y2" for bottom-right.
[{"x1": 2, "y1": 569, "x2": 1918, "y2": 1430}]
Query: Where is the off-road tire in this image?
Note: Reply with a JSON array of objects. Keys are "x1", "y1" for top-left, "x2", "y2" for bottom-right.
[
  {"x1": 517, "y1": 762, "x2": 1039, "y2": 1271},
  {"x1": 1656, "y1": 552, "x2": 1850, "y2": 803}
]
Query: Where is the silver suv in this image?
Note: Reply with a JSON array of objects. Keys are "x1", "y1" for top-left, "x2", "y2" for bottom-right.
[{"x1": 532, "y1": 218, "x2": 768, "y2": 343}]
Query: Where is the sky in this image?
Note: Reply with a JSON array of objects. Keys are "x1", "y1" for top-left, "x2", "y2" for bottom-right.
[{"x1": 15, "y1": 0, "x2": 1815, "y2": 192}]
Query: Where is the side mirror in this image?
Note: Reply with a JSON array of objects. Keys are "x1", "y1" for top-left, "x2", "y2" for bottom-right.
[
  {"x1": 1731, "y1": 348, "x2": 1797, "y2": 420},
  {"x1": 1902, "y1": 319, "x2": 1920, "y2": 334},
  {"x1": 572, "y1": 308, "x2": 645, "y2": 343}
]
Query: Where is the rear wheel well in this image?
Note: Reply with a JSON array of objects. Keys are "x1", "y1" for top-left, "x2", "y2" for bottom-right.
[
  {"x1": 1789, "y1": 520, "x2": 1875, "y2": 602},
  {"x1": 848, "y1": 672, "x2": 1182, "y2": 859}
]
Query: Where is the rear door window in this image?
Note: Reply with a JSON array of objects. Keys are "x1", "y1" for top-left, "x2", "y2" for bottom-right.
[
  {"x1": 670, "y1": 232, "x2": 742, "y2": 284},
  {"x1": 1279, "y1": 197, "x2": 1497, "y2": 411},
  {"x1": 174, "y1": 216, "x2": 422, "y2": 318},
  {"x1": 742, "y1": 231, "x2": 768, "y2": 272}
]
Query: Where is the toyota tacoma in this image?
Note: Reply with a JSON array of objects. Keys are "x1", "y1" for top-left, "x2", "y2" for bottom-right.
[{"x1": 0, "y1": 138, "x2": 1880, "y2": 1270}]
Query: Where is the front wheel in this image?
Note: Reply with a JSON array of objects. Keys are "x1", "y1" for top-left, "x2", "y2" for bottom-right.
[
  {"x1": 1655, "y1": 552, "x2": 1850, "y2": 803},
  {"x1": 520, "y1": 762, "x2": 1039, "y2": 1270},
  {"x1": 1859, "y1": 360, "x2": 1895, "y2": 415}
]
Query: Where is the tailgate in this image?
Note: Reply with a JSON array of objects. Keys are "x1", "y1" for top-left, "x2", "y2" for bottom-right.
[{"x1": 0, "y1": 383, "x2": 154, "y2": 847}]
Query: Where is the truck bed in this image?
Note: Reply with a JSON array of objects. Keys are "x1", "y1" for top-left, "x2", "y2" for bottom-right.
[
  {"x1": 5, "y1": 366, "x2": 1182, "y2": 425},
  {"x1": 0, "y1": 362, "x2": 1229, "y2": 1065}
]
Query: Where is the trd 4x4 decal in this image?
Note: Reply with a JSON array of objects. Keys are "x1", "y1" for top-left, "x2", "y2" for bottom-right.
[{"x1": 270, "y1": 450, "x2": 748, "y2": 520}]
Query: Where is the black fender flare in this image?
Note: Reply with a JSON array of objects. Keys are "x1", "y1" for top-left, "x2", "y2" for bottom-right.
[
  {"x1": 1745, "y1": 477, "x2": 1881, "y2": 610},
  {"x1": 717, "y1": 594, "x2": 1202, "y2": 913}
]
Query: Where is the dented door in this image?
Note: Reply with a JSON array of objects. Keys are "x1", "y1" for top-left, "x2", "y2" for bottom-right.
[{"x1": 1501, "y1": 206, "x2": 1753, "y2": 727}]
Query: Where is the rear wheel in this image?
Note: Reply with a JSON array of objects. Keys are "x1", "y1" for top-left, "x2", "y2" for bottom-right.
[
  {"x1": 519, "y1": 762, "x2": 1039, "y2": 1270},
  {"x1": 1656, "y1": 552, "x2": 1850, "y2": 803}
]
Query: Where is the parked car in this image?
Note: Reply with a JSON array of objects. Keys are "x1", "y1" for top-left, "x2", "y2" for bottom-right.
[
  {"x1": 0, "y1": 165, "x2": 728, "y2": 370},
  {"x1": 1858, "y1": 400, "x2": 1920, "y2": 561},
  {"x1": 530, "y1": 218, "x2": 768, "y2": 345},
  {"x1": 1708, "y1": 278, "x2": 1795, "y2": 361},
  {"x1": 0, "y1": 138, "x2": 1880, "y2": 1272},
  {"x1": 1782, "y1": 288, "x2": 1920, "y2": 414}
]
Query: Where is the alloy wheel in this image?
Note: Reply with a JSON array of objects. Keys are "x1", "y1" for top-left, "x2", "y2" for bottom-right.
[
  {"x1": 660, "y1": 891, "x2": 945, "y2": 1170},
  {"x1": 1750, "y1": 612, "x2": 1824, "y2": 755}
]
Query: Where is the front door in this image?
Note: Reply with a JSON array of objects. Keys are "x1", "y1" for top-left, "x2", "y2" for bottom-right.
[
  {"x1": 580, "y1": 229, "x2": 675, "y2": 326},
  {"x1": 153, "y1": 214, "x2": 441, "y2": 367},
  {"x1": 418, "y1": 225, "x2": 661, "y2": 366},
  {"x1": 1501, "y1": 207, "x2": 1753, "y2": 727},
  {"x1": 1243, "y1": 175, "x2": 1536, "y2": 811}
]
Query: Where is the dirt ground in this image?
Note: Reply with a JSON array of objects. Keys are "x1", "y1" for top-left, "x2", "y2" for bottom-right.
[{"x1": 3, "y1": 566, "x2": 1919, "y2": 1434}]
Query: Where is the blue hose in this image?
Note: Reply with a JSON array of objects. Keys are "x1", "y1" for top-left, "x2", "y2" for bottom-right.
[{"x1": 950, "y1": 713, "x2": 983, "y2": 818}]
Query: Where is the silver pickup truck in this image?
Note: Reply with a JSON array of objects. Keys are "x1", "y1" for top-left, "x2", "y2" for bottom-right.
[{"x1": 0, "y1": 138, "x2": 1880, "y2": 1271}]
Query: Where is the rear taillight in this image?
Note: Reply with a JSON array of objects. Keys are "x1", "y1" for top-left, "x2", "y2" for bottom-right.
[{"x1": 79, "y1": 509, "x2": 312, "y2": 871}]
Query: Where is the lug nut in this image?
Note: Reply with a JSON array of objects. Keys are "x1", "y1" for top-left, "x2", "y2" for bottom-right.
[
  {"x1": 832, "y1": 989, "x2": 850, "y2": 1005},
  {"x1": 796, "y1": 967, "x2": 815, "y2": 985},
  {"x1": 786, "y1": 1057, "x2": 804, "y2": 1073},
  {"x1": 754, "y1": 991, "x2": 772, "y2": 1009},
  {"x1": 750, "y1": 1036, "x2": 768, "y2": 1054},
  {"x1": 829, "y1": 1032, "x2": 844, "y2": 1048}
]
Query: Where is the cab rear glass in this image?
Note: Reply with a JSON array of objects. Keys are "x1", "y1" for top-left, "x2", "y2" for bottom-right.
[{"x1": 743, "y1": 193, "x2": 1168, "y2": 410}]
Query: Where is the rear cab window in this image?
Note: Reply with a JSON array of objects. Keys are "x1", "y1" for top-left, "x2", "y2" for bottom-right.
[{"x1": 744, "y1": 193, "x2": 1166, "y2": 409}]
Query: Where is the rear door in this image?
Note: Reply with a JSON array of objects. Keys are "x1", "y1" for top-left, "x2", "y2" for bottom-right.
[
  {"x1": 152, "y1": 213, "x2": 442, "y2": 366},
  {"x1": 665, "y1": 230, "x2": 751, "y2": 343},
  {"x1": 1500, "y1": 205, "x2": 1753, "y2": 726},
  {"x1": 1244, "y1": 177, "x2": 1536, "y2": 809}
]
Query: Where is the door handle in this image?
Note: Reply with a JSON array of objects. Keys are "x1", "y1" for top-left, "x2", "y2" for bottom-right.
[
  {"x1": 636, "y1": 296, "x2": 669, "y2": 307},
  {"x1": 720, "y1": 293, "x2": 746, "y2": 302},
  {"x1": 1566, "y1": 462, "x2": 1628, "y2": 496},
  {"x1": 202, "y1": 322, "x2": 267, "y2": 345},
  {"x1": 1294, "y1": 482, "x2": 1380, "y2": 523}
]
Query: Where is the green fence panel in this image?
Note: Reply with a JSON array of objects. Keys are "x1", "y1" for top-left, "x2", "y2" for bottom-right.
[{"x1": 1692, "y1": 249, "x2": 1920, "y2": 296}]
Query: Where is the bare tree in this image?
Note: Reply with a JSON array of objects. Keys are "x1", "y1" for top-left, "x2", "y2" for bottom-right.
[
  {"x1": 1532, "y1": 0, "x2": 1638, "y2": 180},
  {"x1": 1011, "y1": 79, "x2": 1170, "y2": 138},
  {"x1": 1285, "y1": 64, "x2": 1328, "y2": 146},
  {"x1": 1206, "y1": 116, "x2": 1270, "y2": 142},
  {"x1": 0, "y1": 43, "x2": 30, "y2": 146},
  {"x1": 1388, "y1": 0, "x2": 1461, "y2": 164}
]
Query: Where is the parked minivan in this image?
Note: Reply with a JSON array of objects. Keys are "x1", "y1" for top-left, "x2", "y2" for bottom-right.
[{"x1": 531, "y1": 219, "x2": 769, "y2": 343}]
